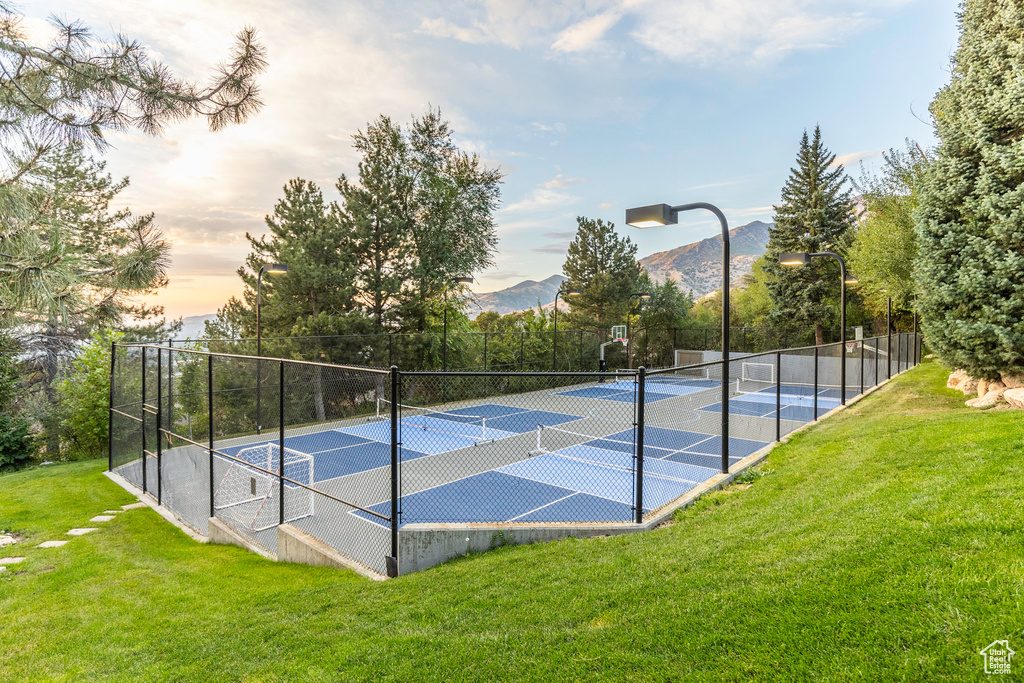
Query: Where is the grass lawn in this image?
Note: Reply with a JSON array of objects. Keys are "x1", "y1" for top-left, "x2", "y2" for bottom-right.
[{"x1": 1, "y1": 359, "x2": 1022, "y2": 681}]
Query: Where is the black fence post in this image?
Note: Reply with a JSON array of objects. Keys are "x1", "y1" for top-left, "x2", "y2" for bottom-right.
[
  {"x1": 108, "y1": 341, "x2": 116, "y2": 472},
  {"x1": 388, "y1": 334, "x2": 394, "y2": 367},
  {"x1": 775, "y1": 350, "x2": 781, "y2": 442},
  {"x1": 388, "y1": 366, "x2": 400, "y2": 578},
  {"x1": 887, "y1": 300, "x2": 893, "y2": 380},
  {"x1": 860, "y1": 339, "x2": 865, "y2": 395},
  {"x1": 520, "y1": 332, "x2": 525, "y2": 372},
  {"x1": 279, "y1": 361, "x2": 286, "y2": 526},
  {"x1": 483, "y1": 333, "x2": 488, "y2": 372},
  {"x1": 156, "y1": 348, "x2": 162, "y2": 506},
  {"x1": 167, "y1": 339, "x2": 174, "y2": 439},
  {"x1": 813, "y1": 346, "x2": 819, "y2": 420},
  {"x1": 635, "y1": 367, "x2": 645, "y2": 524},
  {"x1": 208, "y1": 354, "x2": 215, "y2": 520},
  {"x1": 141, "y1": 346, "x2": 147, "y2": 494}
]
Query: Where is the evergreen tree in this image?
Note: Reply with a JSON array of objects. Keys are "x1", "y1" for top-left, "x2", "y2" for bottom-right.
[
  {"x1": 764, "y1": 126, "x2": 855, "y2": 344},
  {"x1": 562, "y1": 216, "x2": 642, "y2": 327},
  {"x1": 915, "y1": 0, "x2": 1024, "y2": 379},
  {"x1": 850, "y1": 141, "x2": 930, "y2": 316},
  {"x1": 0, "y1": 7, "x2": 265, "y2": 325},
  {"x1": 336, "y1": 116, "x2": 414, "y2": 329},
  {"x1": 222, "y1": 179, "x2": 360, "y2": 338}
]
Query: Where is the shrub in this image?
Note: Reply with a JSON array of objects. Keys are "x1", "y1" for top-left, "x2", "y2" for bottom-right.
[{"x1": 57, "y1": 329, "x2": 122, "y2": 460}]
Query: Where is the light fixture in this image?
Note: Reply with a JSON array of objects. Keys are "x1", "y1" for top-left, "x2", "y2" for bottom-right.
[
  {"x1": 779, "y1": 252, "x2": 811, "y2": 267},
  {"x1": 625, "y1": 204, "x2": 677, "y2": 228}
]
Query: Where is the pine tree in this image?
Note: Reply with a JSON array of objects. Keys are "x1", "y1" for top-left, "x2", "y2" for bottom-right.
[
  {"x1": 0, "y1": 7, "x2": 266, "y2": 326},
  {"x1": 914, "y1": 0, "x2": 1024, "y2": 379},
  {"x1": 561, "y1": 216, "x2": 642, "y2": 328},
  {"x1": 764, "y1": 126, "x2": 855, "y2": 344},
  {"x1": 233, "y1": 179, "x2": 359, "y2": 337}
]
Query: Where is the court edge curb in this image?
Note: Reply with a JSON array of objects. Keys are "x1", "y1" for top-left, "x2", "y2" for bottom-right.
[{"x1": 103, "y1": 470, "x2": 208, "y2": 544}]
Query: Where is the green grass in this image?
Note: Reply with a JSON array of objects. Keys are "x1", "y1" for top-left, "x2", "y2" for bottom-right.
[{"x1": 2, "y1": 359, "x2": 1022, "y2": 681}]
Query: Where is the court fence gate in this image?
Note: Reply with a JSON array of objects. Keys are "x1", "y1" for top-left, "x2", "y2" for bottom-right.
[{"x1": 109, "y1": 332, "x2": 923, "y2": 577}]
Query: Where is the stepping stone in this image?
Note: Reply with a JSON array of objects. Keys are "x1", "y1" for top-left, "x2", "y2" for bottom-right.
[
  {"x1": 90, "y1": 515, "x2": 115, "y2": 522},
  {"x1": 37, "y1": 541, "x2": 67, "y2": 548},
  {"x1": 122, "y1": 502, "x2": 147, "y2": 510},
  {"x1": 66, "y1": 528, "x2": 98, "y2": 536},
  {"x1": 0, "y1": 557, "x2": 25, "y2": 565},
  {"x1": 102, "y1": 510, "x2": 122, "y2": 515}
]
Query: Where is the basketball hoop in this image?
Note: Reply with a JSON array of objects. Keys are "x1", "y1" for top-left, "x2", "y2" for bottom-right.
[{"x1": 846, "y1": 341, "x2": 859, "y2": 353}]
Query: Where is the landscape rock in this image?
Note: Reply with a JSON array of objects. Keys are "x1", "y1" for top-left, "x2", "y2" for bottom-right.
[
  {"x1": 977, "y1": 379, "x2": 989, "y2": 397},
  {"x1": 956, "y1": 377, "x2": 979, "y2": 395},
  {"x1": 966, "y1": 391, "x2": 1003, "y2": 409},
  {"x1": 1001, "y1": 374, "x2": 1024, "y2": 389},
  {"x1": 1004, "y1": 388, "x2": 1024, "y2": 409},
  {"x1": 947, "y1": 369, "x2": 968, "y2": 389}
]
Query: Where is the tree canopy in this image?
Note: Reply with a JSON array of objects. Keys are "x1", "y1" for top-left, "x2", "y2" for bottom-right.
[
  {"x1": 915, "y1": 0, "x2": 1024, "y2": 379},
  {"x1": 764, "y1": 126, "x2": 855, "y2": 344},
  {"x1": 561, "y1": 216, "x2": 642, "y2": 328}
]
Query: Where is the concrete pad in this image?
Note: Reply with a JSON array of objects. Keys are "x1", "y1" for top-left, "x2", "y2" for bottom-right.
[
  {"x1": 90, "y1": 515, "x2": 116, "y2": 522},
  {"x1": 66, "y1": 528, "x2": 98, "y2": 536},
  {"x1": 0, "y1": 556, "x2": 25, "y2": 565},
  {"x1": 36, "y1": 541, "x2": 67, "y2": 548},
  {"x1": 122, "y1": 502, "x2": 147, "y2": 510}
]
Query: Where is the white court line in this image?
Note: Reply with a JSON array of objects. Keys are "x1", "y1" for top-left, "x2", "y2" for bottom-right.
[{"x1": 505, "y1": 492, "x2": 582, "y2": 522}]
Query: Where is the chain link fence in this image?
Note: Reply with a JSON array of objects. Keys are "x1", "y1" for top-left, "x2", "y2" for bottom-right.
[{"x1": 110, "y1": 332, "x2": 921, "y2": 576}]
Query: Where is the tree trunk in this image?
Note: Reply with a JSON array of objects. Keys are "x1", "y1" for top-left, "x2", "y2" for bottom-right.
[{"x1": 814, "y1": 323, "x2": 824, "y2": 346}]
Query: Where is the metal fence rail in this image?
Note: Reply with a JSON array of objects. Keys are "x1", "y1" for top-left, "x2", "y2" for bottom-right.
[{"x1": 110, "y1": 332, "x2": 922, "y2": 576}]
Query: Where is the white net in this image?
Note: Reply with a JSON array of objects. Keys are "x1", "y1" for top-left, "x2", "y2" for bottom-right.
[
  {"x1": 741, "y1": 362, "x2": 776, "y2": 384},
  {"x1": 213, "y1": 443, "x2": 314, "y2": 532}
]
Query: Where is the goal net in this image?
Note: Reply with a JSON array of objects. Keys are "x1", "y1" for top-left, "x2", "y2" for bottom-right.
[{"x1": 213, "y1": 443, "x2": 314, "y2": 532}]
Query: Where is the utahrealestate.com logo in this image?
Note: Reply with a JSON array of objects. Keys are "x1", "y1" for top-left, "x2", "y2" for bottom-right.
[{"x1": 980, "y1": 640, "x2": 1015, "y2": 675}]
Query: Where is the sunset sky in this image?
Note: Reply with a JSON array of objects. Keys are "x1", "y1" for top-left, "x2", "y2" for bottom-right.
[{"x1": 25, "y1": 0, "x2": 959, "y2": 320}]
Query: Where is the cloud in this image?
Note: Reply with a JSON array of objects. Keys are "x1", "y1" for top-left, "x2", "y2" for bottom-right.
[
  {"x1": 532, "y1": 121, "x2": 566, "y2": 133},
  {"x1": 414, "y1": 0, "x2": 912, "y2": 65},
  {"x1": 485, "y1": 270, "x2": 527, "y2": 281},
  {"x1": 551, "y1": 9, "x2": 623, "y2": 53},
  {"x1": 542, "y1": 174, "x2": 587, "y2": 189},
  {"x1": 531, "y1": 243, "x2": 571, "y2": 255},
  {"x1": 598, "y1": 201, "x2": 614, "y2": 210},
  {"x1": 830, "y1": 149, "x2": 884, "y2": 169},
  {"x1": 501, "y1": 186, "x2": 580, "y2": 213},
  {"x1": 542, "y1": 230, "x2": 577, "y2": 240}
]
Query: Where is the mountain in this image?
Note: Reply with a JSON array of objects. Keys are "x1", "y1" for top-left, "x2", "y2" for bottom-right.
[
  {"x1": 176, "y1": 314, "x2": 218, "y2": 340},
  {"x1": 470, "y1": 274, "x2": 567, "y2": 317},
  {"x1": 639, "y1": 220, "x2": 772, "y2": 298}
]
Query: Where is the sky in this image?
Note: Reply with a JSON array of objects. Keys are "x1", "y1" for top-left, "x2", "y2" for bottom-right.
[{"x1": 23, "y1": 0, "x2": 961, "y2": 320}]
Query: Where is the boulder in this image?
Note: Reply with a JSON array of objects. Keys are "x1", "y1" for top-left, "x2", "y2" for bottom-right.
[
  {"x1": 977, "y1": 379, "x2": 989, "y2": 397},
  {"x1": 1001, "y1": 374, "x2": 1024, "y2": 390},
  {"x1": 947, "y1": 369, "x2": 968, "y2": 389},
  {"x1": 956, "y1": 377, "x2": 979, "y2": 395},
  {"x1": 967, "y1": 390, "x2": 1004, "y2": 409},
  {"x1": 1004, "y1": 388, "x2": 1024, "y2": 410}
]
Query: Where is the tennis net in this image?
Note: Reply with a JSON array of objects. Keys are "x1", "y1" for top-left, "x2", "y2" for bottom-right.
[{"x1": 376, "y1": 398, "x2": 494, "y2": 443}]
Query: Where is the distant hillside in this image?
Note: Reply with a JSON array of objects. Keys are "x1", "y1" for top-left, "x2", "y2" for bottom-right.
[
  {"x1": 177, "y1": 314, "x2": 218, "y2": 339},
  {"x1": 470, "y1": 274, "x2": 567, "y2": 317},
  {"x1": 639, "y1": 220, "x2": 772, "y2": 298}
]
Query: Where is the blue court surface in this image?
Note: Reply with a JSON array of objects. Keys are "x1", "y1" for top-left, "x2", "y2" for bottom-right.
[
  {"x1": 699, "y1": 384, "x2": 854, "y2": 422},
  {"x1": 218, "y1": 403, "x2": 581, "y2": 484},
  {"x1": 355, "y1": 425, "x2": 770, "y2": 526}
]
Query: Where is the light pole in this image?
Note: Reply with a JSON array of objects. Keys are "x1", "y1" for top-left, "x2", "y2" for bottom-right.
[
  {"x1": 443, "y1": 276, "x2": 474, "y2": 373},
  {"x1": 626, "y1": 292, "x2": 652, "y2": 370},
  {"x1": 256, "y1": 262, "x2": 288, "y2": 434},
  {"x1": 779, "y1": 252, "x2": 857, "y2": 405},
  {"x1": 552, "y1": 288, "x2": 580, "y2": 371},
  {"x1": 626, "y1": 202, "x2": 731, "y2": 474}
]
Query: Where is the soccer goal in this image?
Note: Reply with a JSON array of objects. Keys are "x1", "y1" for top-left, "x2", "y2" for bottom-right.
[
  {"x1": 213, "y1": 443, "x2": 314, "y2": 532},
  {"x1": 741, "y1": 361, "x2": 776, "y2": 384}
]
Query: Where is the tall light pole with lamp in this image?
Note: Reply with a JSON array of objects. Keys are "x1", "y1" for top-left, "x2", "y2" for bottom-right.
[
  {"x1": 551, "y1": 288, "x2": 581, "y2": 371},
  {"x1": 256, "y1": 262, "x2": 288, "y2": 435},
  {"x1": 779, "y1": 252, "x2": 857, "y2": 404},
  {"x1": 625, "y1": 202, "x2": 732, "y2": 474}
]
